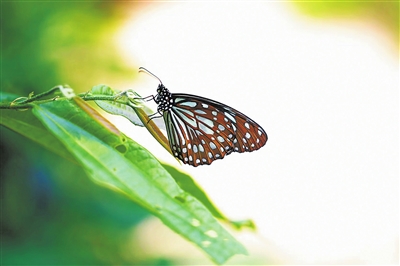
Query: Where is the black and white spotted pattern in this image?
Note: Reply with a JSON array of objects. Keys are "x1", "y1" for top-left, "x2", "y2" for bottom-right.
[{"x1": 153, "y1": 83, "x2": 268, "y2": 166}]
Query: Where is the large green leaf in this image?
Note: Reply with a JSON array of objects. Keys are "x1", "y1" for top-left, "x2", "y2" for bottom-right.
[{"x1": 30, "y1": 98, "x2": 247, "y2": 264}]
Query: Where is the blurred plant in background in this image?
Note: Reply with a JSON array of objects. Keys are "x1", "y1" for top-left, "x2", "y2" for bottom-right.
[
  {"x1": 293, "y1": 1, "x2": 399, "y2": 52},
  {"x1": 2, "y1": 1, "x2": 137, "y2": 93}
]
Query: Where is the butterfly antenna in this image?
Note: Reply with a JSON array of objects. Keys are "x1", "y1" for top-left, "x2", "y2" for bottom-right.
[{"x1": 139, "y1": 67, "x2": 163, "y2": 84}]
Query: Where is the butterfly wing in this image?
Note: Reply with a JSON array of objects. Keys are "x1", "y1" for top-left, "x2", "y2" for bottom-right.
[{"x1": 163, "y1": 93, "x2": 267, "y2": 166}]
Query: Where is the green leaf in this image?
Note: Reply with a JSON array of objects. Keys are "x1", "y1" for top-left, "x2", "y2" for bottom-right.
[
  {"x1": 0, "y1": 92, "x2": 76, "y2": 162},
  {"x1": 163, "y1": 164, "x2": 256, "y2": 231},
  {"x1": 31, "y1": 98, "x2": 247, "y2": 264},
  {"x1": 91, "y1": 84, "x2": 145, "y2": 127}
]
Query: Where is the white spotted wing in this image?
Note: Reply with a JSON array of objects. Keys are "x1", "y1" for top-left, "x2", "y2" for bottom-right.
[{"x1": 163, "y1": 94, "x2": 268, "y2": 166}]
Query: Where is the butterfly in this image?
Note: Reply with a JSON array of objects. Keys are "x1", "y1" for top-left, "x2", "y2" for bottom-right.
[{"x1": 140, "y1": 67, "x2": 268, "y2": 167}]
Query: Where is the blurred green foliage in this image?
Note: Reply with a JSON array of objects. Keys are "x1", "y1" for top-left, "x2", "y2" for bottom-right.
[
  {"x1": 1, "y1": 2, "x2": 165, "y2": 264},
  {"x1": 293, "y1": 1, "x2": 399, "y2": 48},
  {"x1": 2, "y1": 1, "x2": 136, "y2": 94}
]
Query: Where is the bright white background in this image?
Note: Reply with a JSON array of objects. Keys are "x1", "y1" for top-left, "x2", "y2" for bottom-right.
[{"x1": 114, "y1": 2, "x2": 398, "y2": 264}]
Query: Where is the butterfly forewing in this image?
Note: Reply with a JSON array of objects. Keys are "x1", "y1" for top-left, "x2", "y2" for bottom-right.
[{"x1": 163, "y1": 93, "x2": 267, "y2": 166}]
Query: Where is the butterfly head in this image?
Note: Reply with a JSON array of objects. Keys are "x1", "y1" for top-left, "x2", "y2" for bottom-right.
[{"x1": 156, "y1": 83, "x2": 166, "y2": 94}]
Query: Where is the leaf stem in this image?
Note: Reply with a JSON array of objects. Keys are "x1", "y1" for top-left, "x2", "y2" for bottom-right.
[
  {"x1": 19, "y1": 85, "x2": 65, "y2": 104},
  {"x1": 1, "y1": 88, "x2": 126, "y2": 110},
  {"x1": 78, "y1": 93, "x2": 119, "y2": 102}
]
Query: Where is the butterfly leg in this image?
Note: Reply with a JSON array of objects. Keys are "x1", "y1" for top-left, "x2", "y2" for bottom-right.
[
  {"x1": 128, "y1": 94, "x2": 155, "y2": 103},
  {"x1": 140, "y1": 95, "x2": 156, "y2": 102},
  {"x1": 147, "y1": 112, "x2": 163, "y2": 123}
]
